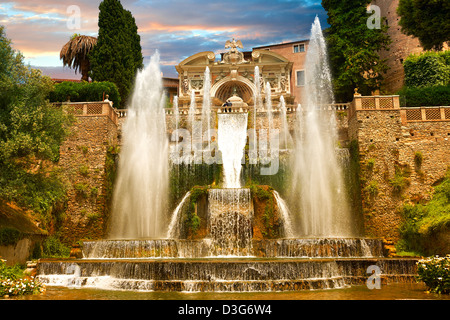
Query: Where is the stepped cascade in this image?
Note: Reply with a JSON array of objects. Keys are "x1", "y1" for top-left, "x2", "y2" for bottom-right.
[{"x1": 36, "y1": 18, "x2": 419, "y2": 293}]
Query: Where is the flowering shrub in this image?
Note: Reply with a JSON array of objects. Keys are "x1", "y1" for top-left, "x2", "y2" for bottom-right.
[
  {"x1": 0, "y1": 259, "x2": 45, "y2": 298},
  {"x1": 417, "y1": 255, "x2": 450, "y2": 294}
]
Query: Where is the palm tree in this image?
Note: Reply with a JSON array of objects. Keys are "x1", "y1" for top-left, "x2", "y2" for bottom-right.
[{"x1": 60, "y1": 35, "x2": 97, "y2": 81}]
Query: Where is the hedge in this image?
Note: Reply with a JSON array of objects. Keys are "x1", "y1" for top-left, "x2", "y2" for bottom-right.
[
  {"x1": 403, "y1": 51, "x2": 450, "y2": 88},
  {"x1": 397, "y1": 85, "x2": 450, "y2": 107},
  {"x1": 49, "y1": 81, "x2": 121, "y2": 107}
]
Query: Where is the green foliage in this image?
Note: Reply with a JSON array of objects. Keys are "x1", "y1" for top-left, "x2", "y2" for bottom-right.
[
  {"x1": 364, "y1": 180, "x2": 379, "y2": 198},
  {"x1": 0, "y1": 260, "x2": 23, "y2": 281},
  {"x1": 389, "y1": 165, "x2": 411, "y2": 195},
  {"x1": 49, "y1": 81, "x2": 121, "y2": 107},
  {"x1": 414, "y1": 151, "x2": 423, "y2": 169},
  {"x1": 417, "y1": 256, "x2": 450, "y2": 294},
  {"x1": 78, "y1": 165, "x2": 89, "y2": 176},
  {"x1": 0, "y1": 166, "x2": 68, "y2": 221},
  {"x1": 74, "y1": 183, "x2": 89, "y2": 198},
  {"x1": 398, "y1": 172, "x2": 450, "y2": 254},
  {"x1": 397, "y1": 85, "x2": 450, "y2": 107},
  {"x1": 322, "y1": 0, "x2": 391, "y2": 101},
  {"x1": 0, "y1": 260, "x2": 45, "y2": 297},
  {"x1": 89, "y1": 0, "x2": 143, "y2": 106},
  {"x1": 0, "y1": 26, "x2": 71, "y2": 224},
  {"x1": 41, "y1": 235, "x2": 70, "y2": 258},
  {"x1": 397, "y1": 0, "x2": 449, "y2": 51},
  {"x1": 184, "y1": 186, "x2": 208, "y2": 235},
  {"x1": 0, "y1": 227, "x2": 22, "y2": 246},
  {"x1": 398, "y1": 51, "x2": 450, "y2": 107},
  {"x1": 403, "y1": 51, "x2": 450, "y2": 88},
  {"x1": 366, "y1": 158, "x2": 375, "y2": 172},
  {"x1": 250, "y1": 184, "x2": 273, "y2": 201}
]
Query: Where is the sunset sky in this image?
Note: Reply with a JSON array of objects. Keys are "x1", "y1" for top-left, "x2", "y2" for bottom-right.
[{"x1": 0, "y1": 0, "x2": 328, "y2": 78}]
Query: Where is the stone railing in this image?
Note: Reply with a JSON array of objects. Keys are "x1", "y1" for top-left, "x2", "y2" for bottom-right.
[
  {"x1": 62, "y1": 101, "x2": 118, "y2": 125},
  {"x1": 348, "y1": 95, "x2": 400, "y2": 119},
  {"x1": 117, "y1": 103, "x2": 350, "y2": 117},
  {"x1": 347, "y1": 95, "x2": 450, "y2": 123},
  {"x1": 401, "y1": 106, "x2": 450, "y2": 123}
]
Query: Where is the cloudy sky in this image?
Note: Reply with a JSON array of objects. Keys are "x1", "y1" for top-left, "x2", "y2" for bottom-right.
[{"x1": 0, "y1": 0, "x2": 328, "y2": 79}]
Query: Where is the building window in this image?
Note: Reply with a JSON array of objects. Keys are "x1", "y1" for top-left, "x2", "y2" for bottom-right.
[
  {"x1": 293, "y1": 44, "x2": 305, "y2": 53},
  {"x1": 296, "y1": 70, "x2": 305, "y2": 86}
]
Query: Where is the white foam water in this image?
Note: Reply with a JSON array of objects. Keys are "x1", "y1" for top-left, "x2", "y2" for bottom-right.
[
  {"x1": 217, "y1": 113, "x2": 248, "y2": 188},
  {"x1": 290, "y1": 16, "x2": 352, "y2": 237},
  {"x1": 108, "y1": 52, "x2": 169, "y2": 239}
]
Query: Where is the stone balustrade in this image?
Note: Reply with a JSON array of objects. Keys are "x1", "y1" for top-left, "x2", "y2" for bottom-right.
[
  {"x1": 348, "y1": 95, "x2": 450, "y2": 124},
  {"x1": 61, "y1": 101, "x2": 119, "y2": 125},
  {"x1": 116, "y1": 103, "x2": 349, "y2": 117},
  {"x1": 348, "y1": 95, "x2": 400, "y2": 119},
  {"x1": 401, "y1": 106, "x2": 450, "y2": 124}
]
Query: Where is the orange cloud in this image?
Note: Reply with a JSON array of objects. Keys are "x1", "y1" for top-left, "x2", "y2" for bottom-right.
[{"x1": 140, "y1": 22, "x2": 244, "y2": 33}]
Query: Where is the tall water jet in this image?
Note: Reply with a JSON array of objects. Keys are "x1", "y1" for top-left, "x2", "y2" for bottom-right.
[
  {"x1": 173, "y1": 95, "x2": 179, "y2": 152},
  {"x1": 279, "y1": 95, "x2": 291, "y2": 149},
  {"x1": 253, "y1": 66, "x2": 262, "y2": 155},
  {"x1": 202, "y1": 67, "x2": 212, "y2": 152},
  {"x1": 217, "y1": 113, "x2": 248, "y2": 188},
  {"x1": 189, "y1": 90, "x2": 196, "y2": 129},
  {"x1": 109, "y1": 52, "x2": 168, "y2": 239},
  {"x1": 265, "y1": 82, "x2": 273, "y2": 135},
  {"x1": 290, "y1": 16, "x2": 352, "y2": 237}
]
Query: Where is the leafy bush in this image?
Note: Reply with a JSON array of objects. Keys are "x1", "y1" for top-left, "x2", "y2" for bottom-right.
[
  {"x1": 417, "y1": 255, "x2": 450, "y2": 294},
  {"x1": 0, "y1": 227, "x2": 22, "y2": 246},
  {"x1": 184, "y1": 186, "x2": 207, "y2": 235},
  {"x1": 41, "y1": 236, "x2": 70, "y2": 258},
  {"x1": 0, "y1": 26, "x2": 71, "y2": 231},
  {"x1": 397, "y1": 85, "x2": 450, "y2": 107},
  {"x1": 49, "y1": 81, "x2": 121, "y2": 107},
  {"x1": 364, "y1": 180, "x2": 379, "y2": 198},
  {"x1": 398, "y1": 172, "x2": 450, "y2": 254},
  {"x1": 404, "y1": 51, "x2": 450, "y2": 88},
  {"x1": 0, "y1": 259, "x2": 45, "y2": 297}
]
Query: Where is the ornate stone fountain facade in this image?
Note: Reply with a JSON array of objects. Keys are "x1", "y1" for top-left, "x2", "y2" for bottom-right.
[{"x1": 176, "y1": 39, "x2": 294, "y2": 108}]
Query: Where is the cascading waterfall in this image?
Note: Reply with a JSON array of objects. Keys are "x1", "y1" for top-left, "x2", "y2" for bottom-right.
[
  {"x1": 167, "y1": 191, "x2": 191, "y2": 238},
  {"x1": 108, "y1": 52, "x2": 168, "y2": 239},
  {"x1": 208, "y1": 189, "x2": 253, "y2": 256},
  {"x1": 217, "y1": 113, "x2": 248, "y2": 188},
  {"x1": 35, "y1": 18, "x2": 419, "y2": 295},
  {"x1": 290, "y1": 16, "x2": 352, "y2": 237},
  {"x1": 273, "y1": 190, "x2": 294, "y2": 238}
]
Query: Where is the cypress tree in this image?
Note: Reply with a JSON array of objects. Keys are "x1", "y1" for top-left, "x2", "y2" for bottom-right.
[
  {"x1": 322, "y1": 0, "x2": 391, "y2": 101},
  {"x1": 89, "y1": 0, "x2": 143, "y2": 107}
]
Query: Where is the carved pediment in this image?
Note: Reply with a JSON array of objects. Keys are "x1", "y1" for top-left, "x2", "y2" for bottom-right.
[
  {"x1": 253, "y1": 50, "x2": 290, "y2": 64},
  {"x1": 178, "y1": 51, "x2": 215, "y2": 66}
]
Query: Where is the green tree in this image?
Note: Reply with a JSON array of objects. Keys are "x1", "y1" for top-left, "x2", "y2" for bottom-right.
[
  {"x1": 397, "y1": 0, "x2": 449, "y2": 51},
  {"x1": 60, "y1": 35, "x2": 97, "y2": 82},
  {"x1": 322, "y1": 0, "x2": 391, "y2": 102},
  {"x1": 0, "y1": 25, "x2": 72, "y2": 217},
  {"x1": 89, "y1": 0, "x2": 143, "y2": 107}
]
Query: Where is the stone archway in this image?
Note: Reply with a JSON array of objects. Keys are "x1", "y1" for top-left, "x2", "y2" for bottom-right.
[{"x1": 211, "y1": 76, "x2": 255, "y2": 105}]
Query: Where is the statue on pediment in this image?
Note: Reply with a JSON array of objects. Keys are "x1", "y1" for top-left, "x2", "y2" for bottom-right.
[{"x1": 222, "y1": 38, "x2": 248, "y2": 65}]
